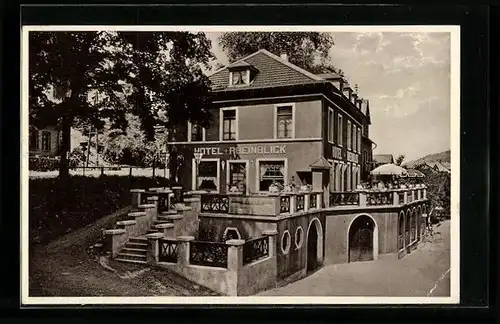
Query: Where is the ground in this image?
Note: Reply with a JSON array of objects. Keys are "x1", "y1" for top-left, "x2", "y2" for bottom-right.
[
  {"x1": 259, "y1": 220, "x2": 451, "y2": 297},
  {"x1": 29, "y1": 214, "x2": 218, "y2": 297}
]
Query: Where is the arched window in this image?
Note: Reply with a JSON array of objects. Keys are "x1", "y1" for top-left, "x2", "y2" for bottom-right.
[{"x1": 281, "y1": 230, "x2": 291, "y2": 254}]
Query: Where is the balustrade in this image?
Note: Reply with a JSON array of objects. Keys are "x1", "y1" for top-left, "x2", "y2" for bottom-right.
[
  {"x1": 280, "y1": 196, "x2": 291, "y2": 214},
  {"x1": 296, "y1": 194, "x2": 305, "y2": 212},
  {"x1": 200, "y1": 194, "x2": 229, "y2": 213},
  {"x1": 329, "y1": 192, "x2": 360, "y2": 206},
  {"x1": 189, "y1": 241, "x2": 228, "y2": 268},
  {"x1": 309, "y1": 193, "x2": 318, "y2": 209},
  {"x1": 159, "y1": 239, "x2": 178, "y2": 263},
  {"x1": 366, "y1": 192, "x2": 394, "y2": 206},
  {"x1": 242, "y1": 237, "x2": 270, "y2": 265}
]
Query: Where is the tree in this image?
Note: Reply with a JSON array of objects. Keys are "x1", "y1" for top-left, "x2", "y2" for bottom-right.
[
  {"x1": 218, "y1": 32, "x2": 339, "y2": 74},
  {"x1": 29, "y1": 31, "x2": 214, "y2": 180},
  {"x1": 395, "y1": 154, "x2": 405, "y2": 166}
]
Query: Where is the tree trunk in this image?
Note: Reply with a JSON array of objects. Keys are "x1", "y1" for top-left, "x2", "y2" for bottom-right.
[{"x1": 58, "y1": 115, "x2": 72, "y2": 180}]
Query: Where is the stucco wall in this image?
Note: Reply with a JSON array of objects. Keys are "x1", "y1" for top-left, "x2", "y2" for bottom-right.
[
  {"x1": 198, "y1": 216, "x2": 277, "y2": 241},
  {"x1": 238, "y1": 256, "x2": 277, "y2": 296},
  {"x1": 275, "y1": 211, "x2": 326, "y2": 281}
]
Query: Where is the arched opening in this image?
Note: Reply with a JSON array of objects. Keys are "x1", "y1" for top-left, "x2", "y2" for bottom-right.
[
  {"x1": 410, "y1": 208, "x2": 417, "y2": 243},
  {"x1": 306, "y1": 218, "x2": 323, "y2": 273},
  {"x1": 398, "y1": 211, "x2": 405, "y2": 251},
  {"x1": 223, "y1": 227, "x2": 241, "y2": 241},
  {"x1": 348, "y1": 214, "x2": 378, "y2": 262},
  {"x1": 405, "y1": 210, "x2": 411, "y2": 248}
]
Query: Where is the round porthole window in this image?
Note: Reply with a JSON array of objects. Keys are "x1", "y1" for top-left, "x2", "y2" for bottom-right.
[
  {"x1": 281, "y1": 230, "x2": 291, "y2": 254},
  {"x1": 295, "y1": 227, "x2": 304, "y2": 249}
]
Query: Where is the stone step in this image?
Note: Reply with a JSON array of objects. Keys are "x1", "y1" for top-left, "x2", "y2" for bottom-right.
[
  {"x1": 117, "y1": 252, "x2": 147, "y2": 261},
  {"x1": 128, "y1": 237, "x2": 148, "y2": 244},
  {"x1": 153, "y1": 220, "x2": 172, "y2": 224},
  {"x1": 115, "y1": 258, "x2": 147, "y2": 265},
  {"x1": 122, "y1": 247, "x2": 147, "y2": 254},
  {"x1": 126, "y1": 242, "x2": 147, "y2": 249},
  {"x1": 159, "y1": 210, "x2": 179, "y2": 216}
]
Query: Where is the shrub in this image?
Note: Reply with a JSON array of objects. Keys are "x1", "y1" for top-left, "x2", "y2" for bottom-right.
[{"x1": 29, "y1": 156, "x2": 60, "y2": 171}]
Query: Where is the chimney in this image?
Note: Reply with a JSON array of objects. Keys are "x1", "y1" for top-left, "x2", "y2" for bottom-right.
[{"x1": 280, "y1": 53, "x2": 288, "y2": 61}]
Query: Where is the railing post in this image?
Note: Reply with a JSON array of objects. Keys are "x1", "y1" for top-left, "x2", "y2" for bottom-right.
[
  {"x1": 304, "y1": 193, "x2": 310, "y2": 212},
  {"x1": 411, "y1": 190, "x2": 415, "y2": 202},
  {"x1": 263, "y1": 229, "x2": 278, "y2": 258},
  {"x1": 393, "y1": 191, "x2": 399, "y2": 205},
  {"x1": 423, "y1": 188, "x2": 427, "y2": 199},
  {"x1": 317, "y1": 192, "x2": 322, "y2": 209},
  {"x1": 290, "y1": 194, "x2": 296, "y2": 214},
  {"x1": 404, "y1": 191, "x2": 408, "y2": 204},
  {"x1": 359, "y1": 192, "x2": 367, "y2": 207},
  {"x1": 176, "y1": 236, "x2": 195, "y2": 266},
  {"x1": 130, "y1": 189, "x2": 145, "y2": 211},
  {"x1": 146, "y1": 232, "x2": 163, "y2": 264},
  {"x1": 226, "y1": 239, "x2": 245, "y2": 272}
]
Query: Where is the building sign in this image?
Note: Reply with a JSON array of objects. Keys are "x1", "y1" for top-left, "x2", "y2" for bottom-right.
[
  {"x1": 347, "y1": 151, "x2": 359, "y2": 163},
  {"x1": 331, "y1": 146, "x2": 342, "y2": 160},
  {"x1": 194, "y1": 144, "x2": 286, "y2": 156}
]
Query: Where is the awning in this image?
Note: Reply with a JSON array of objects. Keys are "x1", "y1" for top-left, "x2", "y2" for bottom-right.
[{"x1": 309, "y1": 156, "x2": 333, "y2": 170}]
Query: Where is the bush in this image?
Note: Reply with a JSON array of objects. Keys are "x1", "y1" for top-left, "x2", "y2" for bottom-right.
[
  {"x1": 29, "y1": 156, "x2": 60, "y2": 171},
  {"x1": 29, "y1": 175, "x2": 178, "y2": 245}
]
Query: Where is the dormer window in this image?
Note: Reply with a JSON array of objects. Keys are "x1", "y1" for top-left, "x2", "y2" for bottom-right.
[
  {"x1": 231, "y1": 70, "x2": 250, "y2": 86},
  {"x1": 227, "y1": 60, "x2": 257, "y2": 87}
]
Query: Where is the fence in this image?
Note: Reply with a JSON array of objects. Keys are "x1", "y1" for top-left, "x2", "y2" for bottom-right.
[
  {"x1": 295, "y1": 194, "x2": 305, "y2": 212},
  {"x1": 200, "y1": 194, "x2": 230, "y2": 213},
  {"x1": 242, "y1": 237, "x2": 270, "y2": 265},
  {"x1": 329, "y1": 192, "x2": 360, "y2": 206},
  {"x1": 366, "y1": 192, "x2": 394, "y2": 206},
  {"x1": 280, "y1": 196, "x2": 291, "y2": 214},
  {"x1": 159, "y1": 239, "x2": 178, "y2": 263},
  {"x1": 189, "y1": 241, "x2": 229, "y2": 268}
]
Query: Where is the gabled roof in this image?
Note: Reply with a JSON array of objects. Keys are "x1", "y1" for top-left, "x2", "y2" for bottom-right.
[
  {"x1": 227, "y1": 60, "x2": 254, "y2": 69},
  {"x1": 209, "y1": 49, "x2": 325, "y2": 92},
  {"x1": 316, "y1": 72, "x2": 343, "y2": 80},
  {"x1": 373, "y1": 154, "x2": 394, "y2": 164},
  {"x1": 309, "y1": 156, "x2": 333, "y2": 170}
]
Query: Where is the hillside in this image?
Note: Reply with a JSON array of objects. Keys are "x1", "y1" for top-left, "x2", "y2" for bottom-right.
[{"x1": 404, "y1": 150, "x2": 451, "y2": 168}]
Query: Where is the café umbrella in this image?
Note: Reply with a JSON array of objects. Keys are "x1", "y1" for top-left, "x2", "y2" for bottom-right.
[{"x1": 370, "y1": 163, "x2": 409, "y2": 177}]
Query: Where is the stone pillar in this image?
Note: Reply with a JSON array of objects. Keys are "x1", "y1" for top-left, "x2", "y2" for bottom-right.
[
  {"x1": 290, "y1": 194, "x2": 296, "y2": 214},
  {"x1": 176, "y1": 235, "x2": 195, "y2": 266},
  {"x1": 226, "y1": 239, "x2": 245, "y2": 272},
  {"x1": 103, "y1": 229, "x2": 128, "y2": 258},
  {"x1": 359, "y1": 192, "x2": 367, "y2": 207},
  {"x1": 317, "y1": 192, "x2": 322, "y2": 209},
  {"x1": 393, "y1": 191, "x2": 399, "y2": 205},
  {"x1": 146, "y1": 232, "x2": 163, "y2": 264},
  {"x1": 411, "y1": 190, "x2": 415, "y2": 202},
  {"x1": 304, "y1": 193, "x2": 310, "y2": 212},
  {"x1": 263, "y1": 229, "x2": 278, "y2": 258},
  {"x1": 423, "y1": 188, "x2": 427, "y2": 199},
  {"x1": 130, "y1": 189, "x2": 145, "y2": 211},
  {"x1": 147, "y1": 196, "x2": 159, "y2": 221},
  {"x1": 404, "y1": 191, "x2": 408, "y2": 204}
]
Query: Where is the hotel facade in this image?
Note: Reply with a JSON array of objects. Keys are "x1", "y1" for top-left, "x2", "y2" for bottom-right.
[{"x1": 168, "y1": 49, "x2": 375, "y2": 197}]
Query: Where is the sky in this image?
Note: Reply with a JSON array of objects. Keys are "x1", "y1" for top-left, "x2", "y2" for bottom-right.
[{"x1": 205, "y1": 32, "x2": 451, "y2": 163}]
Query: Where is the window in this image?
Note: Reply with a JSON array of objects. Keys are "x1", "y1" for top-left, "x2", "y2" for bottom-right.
[
  {"x1": 221, "y1": 108, "x2": 237, "y2": 140},
  {"x1": 223, "y1": 227, "x2": 241, "y2": 241},
  {"x1": 194, "y1": 159, "x2": 219, "y2": 192},
  {"x1": 295, "y1": 227, "x2": 304, "y2": 249},
  {"x1": 281, "y1": 230, "x2": 291, "y2": 254},
  {"x1": 276, "y1": 105, "x2": 294, "y2": 139},
  {"x1": 41, "y1": 131, "x2": 51, "y2": 151},
  {"x1": 337, "y1": 114, "x2": 343, "y2": 146},
  {"x1": 228, "y1": 162, "x2": 247, "y2": 192},
  {"x1": 357, "y1": 127, "x2": 361, "y2": 152},
  {"x1": 29, "y1": 127, "x2": 39, "y2": 150},
  {"x1": 347, "y1": 121, "x2": 352, "y2": 151},
  {"x1": 352, "y1": 124, "x2": 356, "y2": 152},
  {"x1": 328, "y1": 108, "x2": 335, "y2": 143},
  {"x1": 188, "y1": 122, "x2": 205, "y2": 142},
  {"x1": 230, "y1": 70, "x2": 249, "y2": 86},
  {"x1": 257, "y1": 160, "x2": 286, "y2": 191}
]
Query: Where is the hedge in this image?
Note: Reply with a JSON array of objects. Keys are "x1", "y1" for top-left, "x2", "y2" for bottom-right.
[
  {"x1": 29, "y1": 155, "x2": 81, "y2": 172},
  {"x1": 29, "y1": 175, "x2": 178, "y2": 245}
]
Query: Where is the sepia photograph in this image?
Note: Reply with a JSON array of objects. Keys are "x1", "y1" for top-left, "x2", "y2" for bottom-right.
[{"x1": 22, "y1": 25, "x2": 460, "y2": 305}]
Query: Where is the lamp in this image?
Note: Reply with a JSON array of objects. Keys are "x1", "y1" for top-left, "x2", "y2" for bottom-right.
[{"x1": 193, "y1": 152, "x2": 204, "y2": 190}]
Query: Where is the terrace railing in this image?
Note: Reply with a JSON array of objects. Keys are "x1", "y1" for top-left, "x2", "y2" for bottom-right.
[
  {"x1": 200, "y1": 194, "x2": 229, "y2": 213},
  {"x1": 296, "y1": 194, "x2": 305, "y2": 212},
  {"x1": 366, "y1": 192, "x2": 394, "y2": 206},
  {"x1": 159, "y1": 239, "x2": 178, "y2": 263},
  {"x1": 280, "y1": 196, "x2": 291, "y2": 214},
  {"x1": 398, "y1": 192, "x2": 405, "y2": 205},
  {"x1": 330, "y1": 192, "x2": 360, "y2": 206},
  {"x1": 309, "y1": 192, "x2": 318, "y2": 209},
  {"x1": 189, "y1": 241, "x2": 229, "y2": 268},
  {"x1": 242, "y1": 236, "x2": 270, "y2": 265}
]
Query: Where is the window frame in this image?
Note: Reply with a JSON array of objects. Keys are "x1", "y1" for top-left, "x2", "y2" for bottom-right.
[
  {"x1": 273, "y1": 103, "x2": 296, "y2": 139},
  {"x1": 29, "y1": 127, "x2": 39, "y2": 150},
  {"x1": 191, "y1": 158, "x2": 221, "y2": 193},
  {"x1": 347, "y1": 120, "x2": 352, "y2": 151},
  {"x1": 41, "y1": 131, "x2": 52, "y2": 152},
  {"x1": 255, "y1": 158, "x2": 288, "y2": 193},
  {"x1": 226, "y1": 160, "x2": 250, "y2": 195},
  {"x1": 357, "y1": 126, "x2": 361, "y2": 153},
  {"x1": 229, "y1": 70, "x2": 250, "y2": 87},
  {"x1": 337, "y1": 114, "x2": 343, "y2": 147},
  {"x1": 327, "y1": 107, "x2": 335, "y2": 144},
  {"x1": 187, "y1": 121, "x2": 206, "y2": 142},
  {"x1": 219, "y1": 107, "x2": 239, "y2": 141}
]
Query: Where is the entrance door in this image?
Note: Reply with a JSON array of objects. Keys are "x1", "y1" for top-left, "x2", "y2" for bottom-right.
[
  {"x1": 349, "y1": 216, "x2": 375, "y2": 262},
  {"x1": 307, "y1": 222, "x2": 319, "y2": 272}
]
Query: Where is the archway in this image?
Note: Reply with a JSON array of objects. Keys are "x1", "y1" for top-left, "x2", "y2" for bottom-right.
[
  {"x1": 398, "y1": 211, "x2": 405, "y2": 251},
  {"x1": 306, "y1": 218, "x2": 323, "y2": 273},
  {"x1": 348, "y1": 214, "x2": 378, "y2": 262}
]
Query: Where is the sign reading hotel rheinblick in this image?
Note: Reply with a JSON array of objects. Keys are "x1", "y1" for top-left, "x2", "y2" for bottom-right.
[{"x1": 194, "y1": 145, "x2": 286, "y2": 156}]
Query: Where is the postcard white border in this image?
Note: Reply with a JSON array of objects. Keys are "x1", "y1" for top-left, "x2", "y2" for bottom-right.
[{"x1": 21, "y1": 25, "x2": 460, "y2": 305}]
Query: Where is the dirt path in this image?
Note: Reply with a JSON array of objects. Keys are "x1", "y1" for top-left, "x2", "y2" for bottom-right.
[{"x1": 29, "y1": 209, "x2": 218, "y2": 297}]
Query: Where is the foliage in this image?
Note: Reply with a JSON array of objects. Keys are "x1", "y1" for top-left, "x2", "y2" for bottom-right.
[
  {"x1": 29, "y1": 150, "x2": 87, "y2": 171},
  {"x1": 218, "y1": 32, "x2": 341, "y2": 75},
  {"x1": 29, "y1": 175, "x2": 177, "y2": 245},
  {"x1": 29, "y1": 31, "x2": 214, "y2": 178},
  {"x1": 395, "y1": 154, "x2": 405, "y2": 166},
  {"x1": 419, "y1": 168, "x2": 451, "y2": 217}
]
